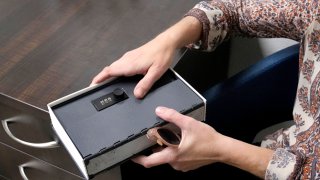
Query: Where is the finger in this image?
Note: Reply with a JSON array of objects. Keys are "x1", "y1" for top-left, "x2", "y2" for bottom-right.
[
  {"x1": 155, "y1": 106, "x2": 191, "y2": 129},
  {"x1": 89, "y1": 82, "x2": 98, "y2": 87},
  {"x1": 131, "y1": 148, "x2": 174, "y2": 168},
  {"x1": 91, "y1": 67, "x2": 112, "y2": 85},
  {"x1": 91, "y1": 60, "x2": 136, "y2": 85},
  {"x1": 134, "y1": 65, "x2": 166, "y2": 98}
]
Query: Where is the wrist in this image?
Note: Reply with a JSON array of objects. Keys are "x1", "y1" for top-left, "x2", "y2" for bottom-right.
[
  {"x1": 213, "y1": 134, "x2": 233, "y2": 163},
  {"x1": 218, "y1": 136, "x2": 273, "y2": 178},
  {"x1": 155, "y1": 16, "x2": 202, "y2": 50}
]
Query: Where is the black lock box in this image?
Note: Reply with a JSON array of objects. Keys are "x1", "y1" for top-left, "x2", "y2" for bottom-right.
[{"x1": 48, "y1": 69, "x2": 206, "y2": 179}]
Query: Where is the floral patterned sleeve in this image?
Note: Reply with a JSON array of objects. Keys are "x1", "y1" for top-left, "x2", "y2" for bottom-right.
[
  {"x1": 185, "y1": 0, "x2": 320, "y2": 179},
  {"x1": 184, "y1": 0, "x2": 316, "y2": 51}
]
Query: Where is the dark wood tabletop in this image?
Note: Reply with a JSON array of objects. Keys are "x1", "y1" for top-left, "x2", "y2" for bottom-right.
[{"x1": 0, "y1": 0, "x2": 199, "y2": 110}]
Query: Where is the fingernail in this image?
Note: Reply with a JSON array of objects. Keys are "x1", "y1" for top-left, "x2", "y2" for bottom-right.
[{"x1": 155, "y1": 106, "x2": 165, "y2": 114}]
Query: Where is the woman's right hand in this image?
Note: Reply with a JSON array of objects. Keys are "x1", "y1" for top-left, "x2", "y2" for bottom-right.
[{"x1": 91, "y1": 34, "x2": 176, "y2": 99}]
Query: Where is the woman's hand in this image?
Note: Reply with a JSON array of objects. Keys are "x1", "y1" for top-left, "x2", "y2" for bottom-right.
[
  {"x1": 133, "y1": 106, "x2": 274, "y2": 178},
  {"x1": 91, "y1": 16, "x2": 202, "y2": 98},
  {"x1": 91, "y1": 35, "x2": 175, "y2": 98},
  {"x1": 132, "y1": 106, "x2": 225, "y2": 172}
]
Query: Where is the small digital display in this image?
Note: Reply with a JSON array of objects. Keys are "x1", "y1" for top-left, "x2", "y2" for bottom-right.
[{"x1": 91, "y1": 88, "x2": 128, "y2": 111}]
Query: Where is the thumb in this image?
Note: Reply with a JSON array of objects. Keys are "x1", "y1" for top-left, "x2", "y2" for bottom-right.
[{"x1": 155, "y1": 106, "x2": 191, "y2": 129}]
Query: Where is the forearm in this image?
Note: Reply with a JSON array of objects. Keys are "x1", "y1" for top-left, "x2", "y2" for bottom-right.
[
  {"x1": 183, "y1": 0, "x2": 314, "y2": 52},
  {"x1": 217, "y1": 135, "x2": 274, "y2": 178}
]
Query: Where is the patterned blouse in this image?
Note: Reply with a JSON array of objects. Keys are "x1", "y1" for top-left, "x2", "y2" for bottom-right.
[{"x1": 185, "y1": 0, "x2": 320, "y2": 179}]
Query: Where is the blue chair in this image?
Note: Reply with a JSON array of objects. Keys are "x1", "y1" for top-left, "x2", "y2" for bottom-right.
[{"x1": 203, "y1": 43, "x2": 299, "y2": 143}]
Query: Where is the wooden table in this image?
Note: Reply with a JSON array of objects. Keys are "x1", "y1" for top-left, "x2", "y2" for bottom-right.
[{"x1": 0, "y1": 0, "x2": 199, "y2": 109}]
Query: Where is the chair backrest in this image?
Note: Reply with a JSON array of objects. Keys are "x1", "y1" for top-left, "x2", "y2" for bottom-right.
[{"x1": 203, "y1": 43, "x2": 300, "y2": 143}]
